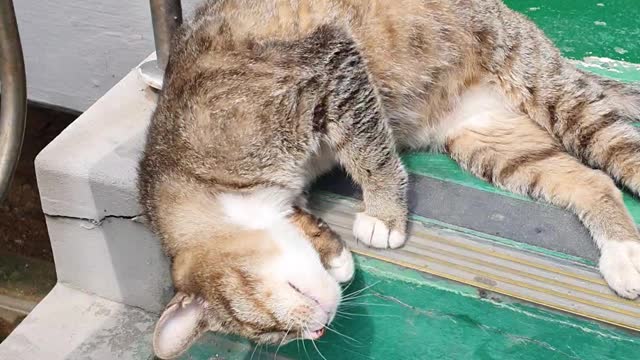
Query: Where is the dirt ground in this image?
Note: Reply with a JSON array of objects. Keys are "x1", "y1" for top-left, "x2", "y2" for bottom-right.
[
  {"x1": 0, "y1": 104, "x2": 77, "y2": 341},
  {"x1": 0, "y1": 105, "x2": 77, "y2": 261},
  {"x1": 0, "y1": 318, "x2": 13, "y2": 343},
  {"x1": 0, "y1": 316, "x2": 24, "y2": 343}
]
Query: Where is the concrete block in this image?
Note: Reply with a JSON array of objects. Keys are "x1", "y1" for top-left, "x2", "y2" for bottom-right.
[{"x1": 35, "y1": 56, "x2": 171, "y2": 312}]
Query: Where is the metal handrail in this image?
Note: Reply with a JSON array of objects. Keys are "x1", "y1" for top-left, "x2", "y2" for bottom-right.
[
  {"x1": 150, "y1": 0, "x2": 183, "y2": 70},
  {"x1": 139, "y1": 0, "x2": 183, "y2": 89},
  {"x1": 0, "y1": 0, "x2": 27, "y2": 203}
]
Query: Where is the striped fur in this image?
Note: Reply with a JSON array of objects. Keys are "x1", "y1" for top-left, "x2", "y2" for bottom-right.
[{"x1": 138, "y1": 0, "x2": 640, "y2": 356}]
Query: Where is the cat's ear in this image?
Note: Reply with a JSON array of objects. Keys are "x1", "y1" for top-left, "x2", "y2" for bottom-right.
[{"x1": 153, "y1": 292, "x2": 208, "y2": 359}]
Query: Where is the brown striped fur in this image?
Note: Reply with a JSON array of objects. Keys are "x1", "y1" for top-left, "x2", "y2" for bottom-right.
[{"x1": 139, "y1": 0, "x2": 640, "y2": 357}]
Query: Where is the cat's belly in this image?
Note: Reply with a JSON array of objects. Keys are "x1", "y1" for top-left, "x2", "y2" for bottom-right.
[
  {"x1": 384, "y1": 97, "x2": 464, "y2": 153},
  {"x1": 389, "y1": 82, "x2": 521, "y2": 151}
]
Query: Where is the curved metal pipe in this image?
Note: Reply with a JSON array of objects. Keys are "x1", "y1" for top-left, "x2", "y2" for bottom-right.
[{"x1": 0, "y1": 0, "x2": 27, "y2": 202}]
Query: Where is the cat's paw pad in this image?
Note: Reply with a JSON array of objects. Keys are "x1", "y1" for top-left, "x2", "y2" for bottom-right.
[
  {"x1": 599, "y1": 241, "x2": 640, "y2": 299},
  {"x1": 328, "y1": 248, "x2": 355, "y2": 283},
  {"x1": 353, "y1": 212, "x2": 406, "y2": 249}
]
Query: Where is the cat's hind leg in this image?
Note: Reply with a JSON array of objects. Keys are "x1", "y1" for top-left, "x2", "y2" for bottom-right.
[
  {"x1": 444, "y1": 96, "x2": 640, "y2": 298},
  {"x1": 545, "y1": 71, "x2": 640, "y2": 197},
  {"x1": 508, "y1": 60, "x2": 640, "y2": 196}
]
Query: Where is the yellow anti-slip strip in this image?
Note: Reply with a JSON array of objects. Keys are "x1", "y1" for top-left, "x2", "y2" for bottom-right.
[
  {"x1": 310, "y1": 197, "x2": 640, "y2": 333},
  {"x1": 417, "y1": 228, "x2": 607, "y2": 286}
]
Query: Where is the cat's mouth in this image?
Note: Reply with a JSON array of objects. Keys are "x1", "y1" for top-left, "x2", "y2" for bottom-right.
[{"x1": 303, "y1": 327, "x2": 325, "y2": 340}]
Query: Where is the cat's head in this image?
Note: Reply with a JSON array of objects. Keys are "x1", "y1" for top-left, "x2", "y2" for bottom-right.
[{"x1": 152, "y1": 188, "x2": 354, "y2": 359}]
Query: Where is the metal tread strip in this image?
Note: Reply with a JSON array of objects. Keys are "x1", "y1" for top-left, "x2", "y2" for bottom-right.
[
  {"x1": 414, "y1": 228, "x2": 606, "y2": 285},
  {"x1": 407, "y1": 239, "x2": 631, "y2": 304},
  {"x1": 310, "y1": 195, "x2": 640, "y2": 332}
]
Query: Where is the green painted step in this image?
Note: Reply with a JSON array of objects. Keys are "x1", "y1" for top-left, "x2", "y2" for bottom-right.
[
  {"x1": 504, "y1": 0, "x2": 640, "y2": 64},
  {"x1": 402, "y1": 153, "x2": 640, "y2": 227},
  {"x1": 185, "y1": 257, "x2": 640, "y2": 360},
  {"x1": 311, "y1": 195, "x2": 640, "y2": 331},
  {"x1": 182, "y1": 194, "x2": 640, "y2": 360}
]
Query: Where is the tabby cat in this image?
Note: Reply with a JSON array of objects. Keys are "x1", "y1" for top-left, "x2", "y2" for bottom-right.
[{"x1": 138, "y1": 0, "x2": 640, "y2": 358}]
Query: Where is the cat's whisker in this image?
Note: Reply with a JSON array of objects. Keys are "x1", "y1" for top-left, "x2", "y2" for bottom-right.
[
  {"x1": 256, "y1": 344, "x2": 264, "y2": 360},
  {"x1": 274, "y1": 320, "x2": 294, "y2": 360},
  {"x1": 341, "y1": 272, "x2": 358, "y2": 293},
  {"x1": 341, "y1": 290, "x2": 374, "y2": 299},
  {"x1": 341, "y1": 295, "x2": 375, "y2": 304},
  {"x1": 342, "y1": 281, "x2": 381, "y2": 298},
  {"x1": 342, "y1": 277, "x2": 355, "y2": 292},
  {"x1": 311, "y1": 338, "x2": 329, "y2": 360},
  {"x1": 310, "y1": 319, "x2": 360, "y2": 345},
  {"x1": 341, "y1": 293, "x2": 375, "y2": 302},
  {"x1": 250, "y1": 343, "x2": 260, "y2": 360},
  {"x1": 301, "y1": 325, "x2": 311, "y2": 360},
  {"x1": 340, "y1": 302, "x2": 393, "y2": 308},
  {"x1": 335, "y1": 312, "x2": 353, "y2": 320},
  {"x1": 337, "y1": 310, "x2": 400, "y2": 318},
  {"x1": 337, "y1": 309, "x2": 377, "y2": 315}
]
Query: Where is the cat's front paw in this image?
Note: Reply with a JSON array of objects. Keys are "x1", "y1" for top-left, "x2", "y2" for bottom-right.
[
  {"x1": 327, "y1": 248, "x2": 355, "y2": 283},
  {"x1": 599, "y1": 241, "x2": 640, "y2": 299},
  {"x1": 353, "y1": 212, "x2": 407, "y2": 249}
]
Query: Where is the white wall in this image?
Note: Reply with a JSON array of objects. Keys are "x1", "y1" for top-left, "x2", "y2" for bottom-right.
[{"x1": 14, "y1": 0, "x2": 198, "y2": 112}]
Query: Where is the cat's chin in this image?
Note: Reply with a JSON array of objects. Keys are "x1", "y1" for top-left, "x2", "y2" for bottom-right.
[{"x1": 252, "y1": 326, "x2": 325, "y2": 346}]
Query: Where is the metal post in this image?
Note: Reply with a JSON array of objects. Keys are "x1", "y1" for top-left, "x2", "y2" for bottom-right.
[
  {"x1": 150, "y1": 0, "x2": 183, "y2": 70},
  {"x1": 139, "y1": 0, "x2": 183, "y2": 89},
  {"x1": 0, "y1": 0, "x2": 27, "y2": 203}
]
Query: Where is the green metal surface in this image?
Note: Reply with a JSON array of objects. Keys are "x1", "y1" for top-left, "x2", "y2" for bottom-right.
[
  {"x1": 186, "y1": 255, "x2": 640, "y2": 360},
  {"x1": 504, "y1": 0, "x2": 640, "y2": 64}
]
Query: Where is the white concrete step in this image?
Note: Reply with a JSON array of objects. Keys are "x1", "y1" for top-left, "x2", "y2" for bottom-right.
[{"x1": 0, "y1": 284, "x2": 156, "y2": 359}]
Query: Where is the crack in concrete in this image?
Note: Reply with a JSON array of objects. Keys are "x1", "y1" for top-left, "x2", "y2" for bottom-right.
[{"x1": 43, "y1": 213, "x2": 146, "y2": 228}]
